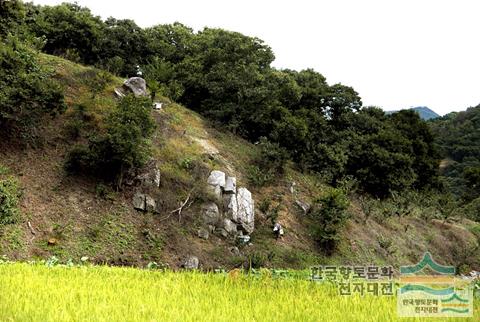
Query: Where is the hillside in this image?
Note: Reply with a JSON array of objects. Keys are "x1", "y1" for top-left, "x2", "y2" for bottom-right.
[
  {"x1": 1, "y1": 54, "x2": 479, "y2": 272},
  {"x1": 387, "y1": 106, "x2": 440, "y2": 120},
  {"x1": 430, "y1": 106, "x2": 480, "y2": 208}
]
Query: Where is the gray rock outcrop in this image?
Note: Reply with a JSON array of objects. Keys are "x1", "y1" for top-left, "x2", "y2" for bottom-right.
[
  {"x1": 236, "y1": 187, "x2": 255, "y2": 234},
  {"x1": 200, "y1": 170, "x2": 255, "y2": 238},
  {"x1": 224, "y1": 176, "x2": 236, "y2": 194},
  {"x1": 207, "y1": 170, "x2": 226, "y2": 198},
  {"x1": 201, "y1": 202, "x2": 220, "y2": 225}
]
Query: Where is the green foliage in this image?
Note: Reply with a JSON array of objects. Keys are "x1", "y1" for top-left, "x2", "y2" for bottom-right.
[
  {"x1": 0, "y1": 176, "x2": 20, "y2": 225},
  {"x1": 4, "y1": 1, "x2": 442, "y2": 197},
  {"x1": 142, "y1": 57, "x2": 183, "y2": 101},
  {"x1": 0, "y1": 36, "x2": 65, "y2": 141},
  {"x1": 248, "y1": 137, "x2": 289, "y2": 187},
  {"x1": 462, "y1": 197, "x2": 480, "y2": 222},
  {"x1": 65, "y1": 95, "x2": 155, "y2": 186},
  {"x1": 87, "y1": 69, "x2": 113, "y2": 98},
  {"x1": 309, "y1": 188, "x2": 349, "y2": 254},
  {"x1": 247, "y1": 252, "x2": 267, "y2": 269},
  {"x1": 0, "y1": 0, "x2": 26, "y2": 39},
  {"x1": 28, "y1": 2, "x2": 105, "y2": 65},
  {"x1": 430, "y1": 105, "x2": 480, "y2": 202}
]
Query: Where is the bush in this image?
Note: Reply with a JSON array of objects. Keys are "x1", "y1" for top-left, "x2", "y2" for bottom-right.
[
  {"x1": 462, "y1": 197, "x2": 480, "y2": 222},
  {"x1": 309, "y1": 188, "x2": 350, "y2": 254},
  {"x1": 65, "y1": 95, "x2": 155, "y2": 186},
  {"x1": 248, "y1": 137, "x2": 289, "y2": 186},
  {"x1": 0, "y1": 36, "x2": 65, "y2": 142},
  {"x1": 0, "y1": 177, "x2": 21, "y2": 225}
]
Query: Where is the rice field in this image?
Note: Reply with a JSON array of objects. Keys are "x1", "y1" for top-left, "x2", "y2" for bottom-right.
[{"x1": 0, "y1": 263, "x2": 477, "y2": 322}]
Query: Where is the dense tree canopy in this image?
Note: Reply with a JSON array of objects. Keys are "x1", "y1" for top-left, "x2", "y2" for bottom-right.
[
  {"x1": 430, "y1": 105, "x2": 480, "y2": 202},
  {"x1": 0, "y1": 35, "x2": 65, "y2": 141}
]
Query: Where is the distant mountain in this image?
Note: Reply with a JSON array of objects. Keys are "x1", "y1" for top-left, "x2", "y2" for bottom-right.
[{"x1": 386, "y1": 106, "x2": 440, "y2": 120}]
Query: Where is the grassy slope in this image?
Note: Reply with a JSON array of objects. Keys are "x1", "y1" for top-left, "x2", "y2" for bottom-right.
[
  {"x1": 1, "y1": 263, "x2": 478, "y2": 321},
  {"x1": 0, "y1": 54, "x2": 479, "y2": 271}
]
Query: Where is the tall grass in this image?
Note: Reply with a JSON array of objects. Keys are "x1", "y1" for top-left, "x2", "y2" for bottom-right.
[{"x1": 0, "y1": 263, "x2": 477, "y2": 321}]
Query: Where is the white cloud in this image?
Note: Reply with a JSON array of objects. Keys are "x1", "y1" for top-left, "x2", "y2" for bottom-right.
[{"x1": 32, "y1": 0, "x2": 480, "y2": 115}]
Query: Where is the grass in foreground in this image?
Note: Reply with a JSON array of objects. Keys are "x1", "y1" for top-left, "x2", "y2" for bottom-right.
[{"x1": 0, "y1": 263, "x2": 478, "y2": 322}]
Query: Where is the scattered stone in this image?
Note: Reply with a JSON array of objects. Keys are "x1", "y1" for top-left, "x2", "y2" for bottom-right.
[
  {"x1": 207, "y1": 225, "x2": 216, "y2": 233},
  {"x1": 133, "y1": 192, "x2": 146, "y2": 211},
  {"x1": 197, "y1": 228, "x2": 210, "y2": 240},
  {"x1": 295, "y1": 199, "x2": 311, "y2": 215},
  {"x1": 202, "y1": 202, "x2": 220, "y2": 225},
  {"x1": 153, "y1": 102, "x2": 163, "y2": 110},
  {"x1": 122, "y1": 77, "x2": 147, "y2": 97},
  {"x1": 182, "y1": 256, "x2": 199, "y2": 270},
  {"x1": 145, "y1": 195, "x2": 156, "y2": 212},
  {"x1": 236, "y1": 187, "x2": 255, "y2": 234},
  {"x1": 224, "y1": 176, "x2": 237, "y2": 194},
  {"x1": 47, "y1": 238, "x2": 58, "y2": 246}
]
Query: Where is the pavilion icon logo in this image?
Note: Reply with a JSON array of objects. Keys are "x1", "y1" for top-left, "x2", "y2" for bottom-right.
[{"x1": 397, "y1": 252, "x2": 474, "y2": 318}]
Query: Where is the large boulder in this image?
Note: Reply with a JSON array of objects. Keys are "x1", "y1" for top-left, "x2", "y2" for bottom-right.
[
  {"x1": 122, "y1": 77, "x2": 147, "y2": 97},
  {"x1": 235, "y1": 188, "x2": 255, "y2": 234},
  {"x1": 201, "y1": 202, "x2": 220, "y2": 225}
]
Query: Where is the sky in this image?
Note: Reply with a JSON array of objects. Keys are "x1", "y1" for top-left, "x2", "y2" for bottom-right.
[{"x1": 32, "y1": 0, "x2": 480, "y2": 115}]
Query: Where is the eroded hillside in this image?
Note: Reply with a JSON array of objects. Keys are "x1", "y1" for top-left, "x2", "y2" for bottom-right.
[{"x1": 0, "y1": 54, "x2": 479, "y2": 272}]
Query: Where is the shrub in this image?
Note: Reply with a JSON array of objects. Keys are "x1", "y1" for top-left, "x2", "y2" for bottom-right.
[
  {"x1": 0, "y1": 176, "x2": 21, "y2": 225},
  {"x1": 309, "y1": 188, "x2": 350, "y2": 254},
  {"x1": 0, "y1": 36, "x2": 65, "y2": 142},
  {"x1": 65, "y1": 95, "x2": 155, "y2": 186},
  {"x1": 85, "y1": 69, "x2": 113, "y2": 98},
  {"x1": 248, "y1": 137, "x2": 289, "y2": 186},
  {"x1": 462, "y1": 197, "x2": 480, "y2": 222},
  {"x1": 247, "y1": 252, "x2": 267, "y2": 269}
]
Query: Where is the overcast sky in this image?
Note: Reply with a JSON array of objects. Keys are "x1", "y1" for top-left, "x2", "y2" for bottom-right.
[{"x1": 32, "y1": 0, "x2": 480, "y2": 115}]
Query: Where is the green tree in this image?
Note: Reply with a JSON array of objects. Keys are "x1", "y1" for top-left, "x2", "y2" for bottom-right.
[
  {"x1": 0, "y1": 0, "x2": 26, "y2": 39},
  {"x1": 66, "y1": 96, "x2": 155, "y2": 187},
  {"x1": 309, "y1": 188, "x2": 350, "y2": 254},
  {"x1": 0, "y1": 36, "x2": 65, "y2": 141}
]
